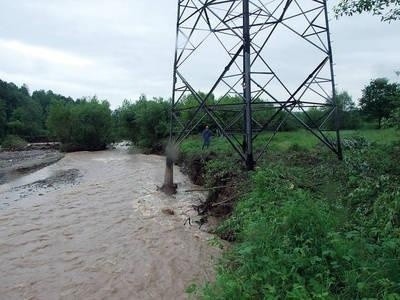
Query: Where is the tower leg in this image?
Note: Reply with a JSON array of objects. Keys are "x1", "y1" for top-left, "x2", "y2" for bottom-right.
[
  {"x1": 323, "y1": 0, "x2": 343, "y2": 161},
  {"x1": 161, "y1": 142, "x2": 178, "y2": 195},
  {"x1": 161, "y1": 156, "x2": 176, "y2": 195},
  {"x1": 243, "y1": 0, "x2": 255, "y2": 170}
]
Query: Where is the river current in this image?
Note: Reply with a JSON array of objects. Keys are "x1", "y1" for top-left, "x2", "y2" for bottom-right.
[{"x1": 0, "y1": 149, "x2": 220, "y2": 299}]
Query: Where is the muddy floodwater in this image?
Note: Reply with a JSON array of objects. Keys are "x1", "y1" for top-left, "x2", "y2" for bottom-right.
[{"x1": 0, "y1": 149, "x2": 220, "y2": 299}]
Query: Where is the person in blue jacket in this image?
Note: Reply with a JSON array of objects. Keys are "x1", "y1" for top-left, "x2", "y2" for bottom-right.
[{"x1": 202, "y1": 125, "x2": 212, "y2": 149}]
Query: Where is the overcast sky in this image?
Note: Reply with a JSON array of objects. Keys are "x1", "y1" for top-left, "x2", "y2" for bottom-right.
[{"x1": 0, "y1": 1, "x2": 399, "y2": 109}]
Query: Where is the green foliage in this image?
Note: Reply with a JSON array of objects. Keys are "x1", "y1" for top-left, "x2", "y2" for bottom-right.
[
  {"x1": 177, "y1": 92, "x2": 216, "y2": 133},
  {"x1": 47, "y1": 102, "x2": 73, "y2": 143},
  {"x1": 383, "y1": 107, "x2": 400, "y2": 129},
  {"x1": 336, "y1": 91, "x2": 361, "y2": 130},
  {"x1": 180, "y1": 128, "x2": 398, "y2": 162},
  {"x1": 335, "y1": 0, "x2": 400, "y2": 22},
  {"x1": 253, "y1": 130, "x2": 320, "y2": 152},
  {"x1": 1, "y1": 135, "x2": 27, "y2": 150},
  {"x1": 204, "y1": 158, "x2": 242, "y2": 187},
  {"x1": 0, "y1": 99, "x2": 6, "y2": 140},
  {"x1": 192, "y1": 133, "x2": 400, "y2": 299},
  {"x1": 0, "y1": 80, "x2": 43, "y2": 139},
  {"x1": 8, "y1": 99, "x2": 44, "y2": 138},
  {"x1": 0, "y1": 79, "x2": 77, "y2": 142},
  {"x1": 304, "y1": 91, "x2": 361, "y2": 131},
  {"x1": 32, "y1": 89, "x2": 74, "y2": 124},
  {"x1": 114, "y1": 96, "x2": 170, "y2": 151},
  {"x1": 359, "y1": 78, "x2": 400, "y2": 128},
  {"x1": 303, "y1": 107, "x2": 325, "y2": 129},
  {"x1": 133, "y1": 97, "x2": 170, "y2": 150},
  {"x1": 47, "y1": 97, "x2": 112, "y2": 151},
  {"x1": 0, "y1": 80, "x2": 27, "y2": 118},
  {"x1": 341, "y1": 128, "x2": 399, "y2": 144}
]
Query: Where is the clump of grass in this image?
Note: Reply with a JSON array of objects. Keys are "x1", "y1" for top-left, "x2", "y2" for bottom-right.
[
  {"x1": 199, "y1": 140, "x2": 400, "y2": 299},
  {"x1": 179, "y1": 129, "x2": 400, "y2": 299},
  {"x1": 341, "y1": 128, "x2": 399, "y2": 145}
]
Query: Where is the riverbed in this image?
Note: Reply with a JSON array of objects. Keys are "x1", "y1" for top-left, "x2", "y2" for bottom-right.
[{"x1": 0, "y1": 149, "x2": 220, "y2": 299}]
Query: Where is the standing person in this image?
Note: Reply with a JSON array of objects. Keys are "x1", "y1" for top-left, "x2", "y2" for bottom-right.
[{"x1": 202, "y1": 125, "x2": 212, "y2": 150}]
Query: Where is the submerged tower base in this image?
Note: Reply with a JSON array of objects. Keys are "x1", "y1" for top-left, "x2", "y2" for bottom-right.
[
  {"x1": 161, "y1": 157, "x2": 177, "y2": 195},
  {"x1": 160, "y1": 142, "x2": 178, "y2": 195}
]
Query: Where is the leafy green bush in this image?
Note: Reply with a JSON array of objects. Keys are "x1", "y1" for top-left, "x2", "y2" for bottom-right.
[
  {"x1": 113, "y1": 96, "x2": 170, "y2": 152},
  {"x1": 47, "y1": 97, "x2": 112, "y2": 151},
  {"x1": 383, "y1": 107, "x2": 400, "y2": 130},
  {"x1": 1, "y1": 135, "x2": 27, "y2": 150},
  {"x1": 204, "y1": 158, "x2": 242, "y2": 187},
  {"x1": 200, "y1": 142, "x2": 400, "y2": 299},
  {"x1": 0, "y1": 99, "x2": 6, "y2": 141},
  {"x1": 341, "y1": 136, "x2": 371, "y2": 150},
  {"x1": 7, "y1": 99, "x2": 43, "y2": 138}
]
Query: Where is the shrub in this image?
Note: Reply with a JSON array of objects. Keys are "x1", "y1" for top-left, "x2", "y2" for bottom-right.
[
  {"x1": 1, "y1": 135, "x2": 27, "y2": 150},
  {"x1": 47, "y1": 97, "x2": 112, "y2": 151},
  {"x1": 113, "y1": 97, "x2": 170, "y2": 152},
  {"x1": 201, "y1": 143, "x2": 400, "y2": 299},
  {"x1": 383, "y1": 107, "x2": 400, "y2": 130}
]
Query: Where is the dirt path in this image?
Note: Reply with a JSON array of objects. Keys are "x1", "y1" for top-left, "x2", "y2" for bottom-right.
[{"x1": 0, "y1": 150, "x2": 220, "y2": 299}]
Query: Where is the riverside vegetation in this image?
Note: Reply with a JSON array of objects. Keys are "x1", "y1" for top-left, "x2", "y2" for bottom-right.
[
  {"x1": 181, "y1": 130, "x2": 400, "y2": 299},
  {"x1": 1, "y1": 77, "x2": 399, "y2": 151},
  {"x1": 1, "y1": 77, "x2": 399, "y2": 298}
]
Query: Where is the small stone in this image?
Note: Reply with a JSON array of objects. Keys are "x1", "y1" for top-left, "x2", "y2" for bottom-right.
[{"x1": 161, "y1": 208, "x2": 175, "y2": 215}]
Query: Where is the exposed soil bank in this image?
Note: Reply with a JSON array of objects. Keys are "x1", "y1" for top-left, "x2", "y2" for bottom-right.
[
  {"x1": 178, "y1": 152, "x2": 246, "y2": 227},
  {"x1": 0, "y1": 150, "x2": 221, "y2": 299}
]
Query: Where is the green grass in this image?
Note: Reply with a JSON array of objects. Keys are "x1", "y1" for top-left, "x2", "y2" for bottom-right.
[
  {"x1": 180, "y1": 135, "x2": 233, "y2": 157},
  {"x1": 253, "y1": 130, "x2": 322, "y2": 152},
  {"x1": 180, "y1": 128, "x2": 400, "y2": 299},
  {"x1": 180, "y1": 128, "x2": 399, "y2": 157},
  {"x1": 341, "y1": 128, "x2": 399, "y2": 144}
]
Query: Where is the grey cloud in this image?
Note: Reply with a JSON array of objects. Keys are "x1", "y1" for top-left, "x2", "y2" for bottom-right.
[{"x1": 0, "y1": 1, "x2": 399, "y2": 108}]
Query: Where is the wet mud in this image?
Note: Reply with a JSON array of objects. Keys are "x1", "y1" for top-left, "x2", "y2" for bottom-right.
[
  {"x1": 0, "y1": 150, "x2": 64, "y2": 185},
  {"x1": 0, "y1": 149, "x2": 220, "y2": 299}
]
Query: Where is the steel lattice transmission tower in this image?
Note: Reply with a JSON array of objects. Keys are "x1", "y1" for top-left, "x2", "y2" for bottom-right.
[{"x1": 168, "y1": 0, "x2": 343, "y2": 171}]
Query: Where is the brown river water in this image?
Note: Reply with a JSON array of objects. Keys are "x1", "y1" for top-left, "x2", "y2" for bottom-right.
[{"x1": 0, "y1": 149, "x2": 220, "y2": 300}]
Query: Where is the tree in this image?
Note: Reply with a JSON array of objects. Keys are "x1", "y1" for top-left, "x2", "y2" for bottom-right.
[
  {"x1": 47, "y1": 102, "x2": 73, "y2": 143},
  {"x1": 113, "y1": 99, "x2": 138, "y2": 142},
  {"x1": 335, "y1": 0, "x2": 400, "y2": 22},
  {"x1": 20, "y1": 84, "x2": 30, "y2": 96},
  {"x1": 359, "y1": 78, "x2": 400, "y2": 128},
  {"x1": 128, "y1": 96, "x2": 170, "y2": 150},
  {"x1": 335, "y1": 91, "x2": 361, "y2": 129},
  {"x1": 8, "y1": 99, "x2": 44, "y2": 138},
  {"x1": 70, "y1": 97, "x2": 112, "y2": 150},
  {"x1": 47, "y1": 97, "x2": 112, "y2": 151},
  {"x1": 0, "y1": 80, "x2": 29, "y2": 119},
  {"x1": 114, "y1": 96, "x2": 171, "y2": 151},
  {"x1": 336, "y1": 91, "x2": 355, "y2": 112},
  {"x1": 0, "y1": 99, "x2": 6, "y2": 140},
  {"x1": 384, "y1": 107, "x2": 400, "y2": 129},
  {"x1": 32, "y1": 90, "x2": 74, "y2": 129}
]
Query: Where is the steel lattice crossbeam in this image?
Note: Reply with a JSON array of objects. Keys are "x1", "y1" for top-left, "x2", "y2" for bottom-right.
[{"x1": 169, "y1": 0, "x2": 343, "y2": 169}]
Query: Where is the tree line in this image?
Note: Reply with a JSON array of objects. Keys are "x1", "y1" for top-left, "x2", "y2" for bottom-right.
[{"x1": 0, "y1": 77, "x2": 399, "y2": 151}]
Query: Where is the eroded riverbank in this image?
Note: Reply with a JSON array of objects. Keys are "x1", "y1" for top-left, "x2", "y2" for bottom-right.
[{"x1": 0, "y1": 149, "x2": 220, "y2": 299}]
